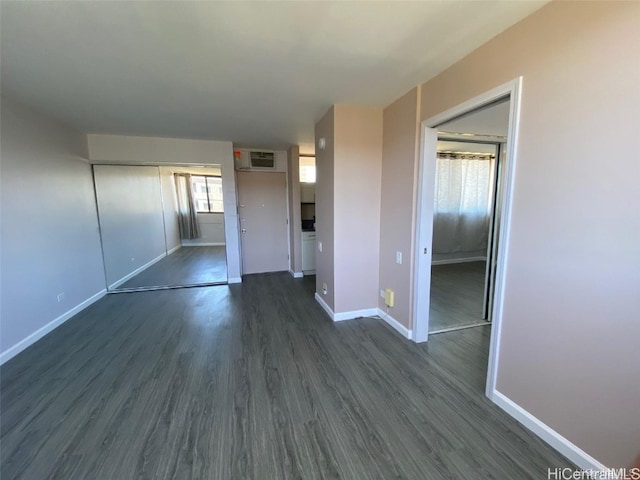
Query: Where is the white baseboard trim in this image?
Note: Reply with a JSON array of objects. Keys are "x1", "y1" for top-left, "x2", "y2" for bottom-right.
[
  {"x1": 167, "y1": 244, "x2": 182, "y2": 255},
  {"x1": 334, "y1": 308, "x2": 379, "y2": 322},
  {"x1": 491, "y1": 390, "x2": 607, "y2": 472},
  {"x1": 0, "y1": 289, "x2": 107, "y2": 365},
  {"x1": 432, "y1": 256, "x2": 486, "y2": 266},
  {"x1": 290, "y1": 270, "x2": 304, "y2": 279},
  {"x1": 377, "y1": 309, "x2": 413, "y2": 339},
  {"x1": 302, "y1": 270, "x2": 316, "y2": 275},
  {"x1": 109, "y1": 252, "x2": 166, "y2": 290},
  {"x1": 314, "y1": 294, "x2": 381, "y2": 323},
  {"x1": 315, "y1": 293, "x2": 335, "y2": 320},
  {"x1": 228, "y1": 277, "x2": 242, "y2": 284},
  {"x1": 181, "y1": 242, "x2": 226, "y2": 247}
]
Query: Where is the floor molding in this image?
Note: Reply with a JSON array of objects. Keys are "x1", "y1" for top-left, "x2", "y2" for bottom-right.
[
  {"x1": 167, "y1": 244, "x2": 182, "y2": 255},
  {"x1": 228, "y1": 277, "x2": 242, "y2": 284},
  {"x1": 289, "y1": 270, "x2": 304, "y2": 279},
  {"x1": 314, "y1": 295, "x2": 396, "y2": 326},
  {"x1": 314, "y1": 293, "x2": 335, "y2": 320},
  {"x1": 314, "y1": 294, "x2": 378, "y2": 323},
  {"x1": 377, "y1": 309, "x2": 413, "y2": 339},
  {"x1": 491, "y1": 390, "x2": 607, "y2": 472},
  {"x1": 109, "y1": 252, "x2": 166, "y2": 290},
  {"x1": 0, "y1": 289, "x2": 107, "y2": 365},
  {"x1": 334, "y1": 308, "x2": 378, "y2": 322}
]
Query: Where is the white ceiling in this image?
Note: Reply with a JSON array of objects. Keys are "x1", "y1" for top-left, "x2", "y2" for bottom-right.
[{"x1": 0, "y1": 1, "x2": 546, "y2": 150}]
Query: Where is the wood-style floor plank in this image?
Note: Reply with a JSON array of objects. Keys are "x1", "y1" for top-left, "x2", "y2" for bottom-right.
[
  {"x1": 430, "y1": 261, "x2": 490, "y2": 331},
  {"x1": 1, "y1": 273, "x2": 573, "y2": 479}
]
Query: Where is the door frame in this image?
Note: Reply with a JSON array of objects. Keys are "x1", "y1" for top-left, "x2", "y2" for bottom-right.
[{"x1": 412, "y1": 77, "x2": 523, "y2": 398}]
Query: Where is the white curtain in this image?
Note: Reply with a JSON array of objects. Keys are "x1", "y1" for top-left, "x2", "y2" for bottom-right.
[{"x1": 432, "y1": 153, "x2": 493, "y2": 255}]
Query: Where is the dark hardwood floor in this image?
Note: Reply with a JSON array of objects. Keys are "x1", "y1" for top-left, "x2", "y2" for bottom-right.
[
  {"x1": 430, "y1": 261, "x2": 490, "y2": 332},
  {"x1": 1, "y1": 273, "x2": 572, "y2": 479},
  {"x1": 118, "y1": 246, "x2": 227, "y2": 290}
]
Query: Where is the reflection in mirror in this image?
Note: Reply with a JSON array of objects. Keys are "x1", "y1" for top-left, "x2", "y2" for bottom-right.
[
  {"x1": 93, "y1": 164, "x2": 228, "y2": 292},
  {"x1": 428, "y1": 140, "x2": 499, "y2": 333},
  {"x1": 427, "y1": 99, "x2": 510, "y2": 334}
]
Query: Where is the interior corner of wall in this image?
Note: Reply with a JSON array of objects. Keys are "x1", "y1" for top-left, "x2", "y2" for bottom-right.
[{"x1": 415, "y1": 84, "x2": 423, "y2": 123}]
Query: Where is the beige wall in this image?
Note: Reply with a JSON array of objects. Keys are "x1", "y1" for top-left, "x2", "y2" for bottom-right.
[
  {"x1": 315, "y1": 105, "x2": 383, "y2": 314},
  {"x1": 411, "y1": 1, "x2": 639, "y2": 467},
  {"x1": 1, "y1": 97, "x2": 106, "y2": 361},
  {"x1": 315, "y1": 107, "x2": 336, "y2": 310},
  {"x1": 333, "y1": 105, "x2": 383, "y2": 313},
  {"x1": 378, "y1": 87, "x2": 421, "y2": 327},
  {"x1": 287, "y1": 146, "x2": 303, "y2": 274},
  {"x1": 87, "y1": 134, "x2": 232, "y2": 165}
]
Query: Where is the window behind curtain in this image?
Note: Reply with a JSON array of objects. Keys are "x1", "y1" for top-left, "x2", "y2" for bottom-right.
[
  {"x1": 300, "y1": 156, "x2": 316, "y2": 183},
  {"x1": 434, "y1": 156, "x2": 492, "y2": 215},
  {"x1": 190, "y1": 175, "x2": 224, "y2": 213},
  {"x1": 432, "y1": 154, "x2": 493, "y2": 254}
]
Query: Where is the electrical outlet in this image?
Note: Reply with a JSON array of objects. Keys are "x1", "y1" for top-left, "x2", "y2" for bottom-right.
[
  {"x1": 57, "y1": 292, "x2": 65, "y2": 303},
  {"x1": 322, "y1": 283, "x2": 328, "y2": 295},
  {"x1": 380, "y1": 289, "x2": 385, "y2": 299},
  {"x1": 396, "y1": 251, "x2": 402, "y2": 264},
  {"x1": 318, "y1": 241, "x2": 323, "y2": 252},
  {"x1": 384, "y1": 289, "x2": 395, "y2": 308}
]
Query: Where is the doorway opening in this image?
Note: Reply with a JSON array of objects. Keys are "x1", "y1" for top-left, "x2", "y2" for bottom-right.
[
  {"x1": 300, "y1": 155, "x2": 317, "y2": 277},
  {"x1": 93, "y1": 164, "x2": 229, "y2": 292},
  {"x1": 413, "y1": 78, "x2": 522, "y2": 398}
]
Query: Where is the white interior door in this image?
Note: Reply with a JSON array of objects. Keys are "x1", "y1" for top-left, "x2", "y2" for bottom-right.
[
  {"x1": 413, "y1": 127, "x2": 438, "y2": 343},
  {"x1": 237, "y1": 171, "x2": 288, "y2": 275}
]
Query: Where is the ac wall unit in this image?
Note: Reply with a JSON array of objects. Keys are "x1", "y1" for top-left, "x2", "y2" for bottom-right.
[
  {"x1": 249, "y1": 151, "x2": 275, "y2": 169},
  {"x1": 234, "y1": 150, "x2": 277, "y2": 171},
  {"x1": 234, "y1": 150, "x2": 276, "y2": 170}
]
